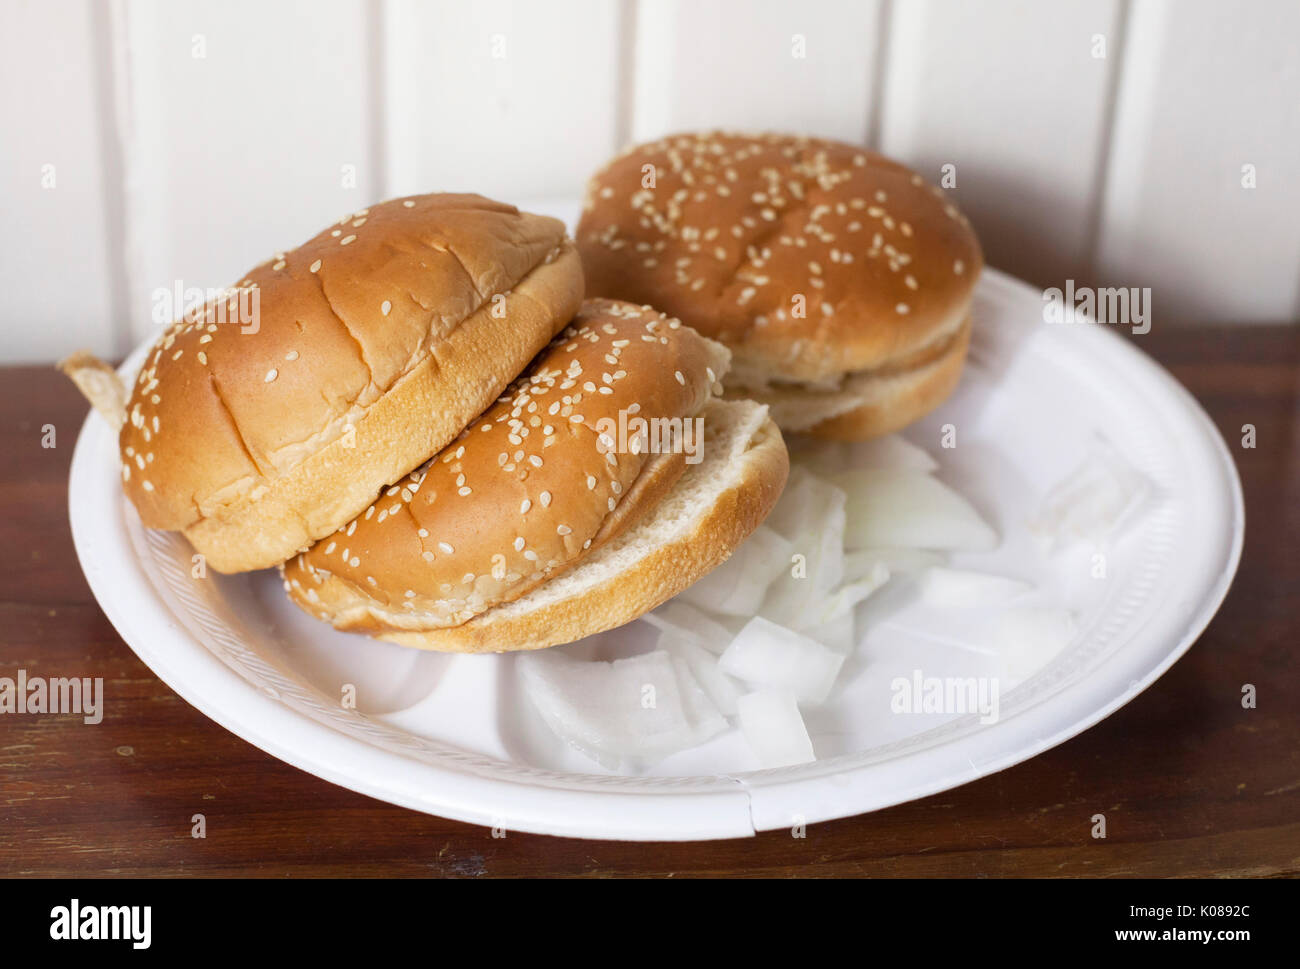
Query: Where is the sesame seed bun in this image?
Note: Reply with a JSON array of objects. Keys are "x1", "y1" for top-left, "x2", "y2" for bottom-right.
[
  {"x1": 119, "y1": 193, "x2": 584, "y2": 573},
  {"x1": 383, "y1": 398, "x2": 787, "y2": 653},
  {"x1": 282, "y1": 299, "x2": 788, "y2": 653},
  {"x1": 576, "y1": 131, "x2": 982, "y2": 439}
]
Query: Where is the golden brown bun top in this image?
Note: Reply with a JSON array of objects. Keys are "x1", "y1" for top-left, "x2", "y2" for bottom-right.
[
  {"x1": 284, "y1": 299, "x2": 732, "y2": 628},
  {"x1": 577, "y1": 131, "x2": 983, "y2": 382},
  {"x1": 120, "y1": 193, "x2": 575, "y2": 531}
]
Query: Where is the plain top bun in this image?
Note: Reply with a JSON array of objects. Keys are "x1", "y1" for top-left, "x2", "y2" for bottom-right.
[
  {"x1": 283, "y1": 298, "x2": 733, "y2": 634},
  {"x1": 577, "y1": 131, "x2": 983, "y2": 383},
  {"x1": 119, "y1": 193, "x2": 583, "y2": 572}
]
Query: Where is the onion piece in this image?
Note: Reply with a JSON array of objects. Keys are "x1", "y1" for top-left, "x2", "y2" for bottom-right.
[
  {"x1": 916, "y1": 566, "x2": 1033, "y2": 607},
  {"x1": 718, "y1": 617, "x2": 846, "y2": 705},
  {"x1": 1029, "y1": 436, "x2": 1151, "y2": 550},
  {"x1": 846, "y1": 434, "x2": 939, "y2": 473},
  {"x1": 845, "y1": 547, "x2": 946, "y2": 579},
  {"x1": 675, "y1": 525, "x2": 794, "y2": 616},
  {"x1": 736, "y1": 691, "x2": 816, "y2": 768},
  {"x1": 790, "y1": 433, "x2": 938, "y2": 475},
  {"x1": 797, "y1": 609, "x2": 857, "y2": 654},
  {"x1": 517, "y1": 648, "x2": 726, "y2": 770},
  {"x1": 789, "y1": 562, "x2": 890, "y2": 629},
  {"x1": 987, "y1": 607, "x2": 1077, "y2": 682},
  {"x1": 834, "y1": 468, "x2": 998, "y2": 552},
  {"x1": 656, "y1": 629, "x2": 742, "y2": 715},
  {"x1": 763, "y1": 467, "x2": 847, "y2": 593},
  {"x1": 641, "y1": 599, "x2": 737, "y2": 655}
]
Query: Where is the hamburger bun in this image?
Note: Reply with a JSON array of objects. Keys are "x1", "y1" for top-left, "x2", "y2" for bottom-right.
[
  {"x1": 117, "y1": 193, "x2": 584, "y2": 573},
  {"x1": 282, "y1": 299, "x2": 789, "y2": 652},
  {"x1": 576, "y1": 131, "x2": 982, "y2": 438}
]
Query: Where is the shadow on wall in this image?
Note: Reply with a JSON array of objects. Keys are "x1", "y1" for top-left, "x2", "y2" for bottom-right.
[{"x1": 931, "y1": 165, "x2": 1102, "y2": 299}]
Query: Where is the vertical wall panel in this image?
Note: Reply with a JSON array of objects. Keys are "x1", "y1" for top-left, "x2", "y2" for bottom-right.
[
  {"x1": 2, "y1": 0, "x2": 120, "y2": 361},
  {"x1": 117, "y1": 0, "x2": 376, "y2": 345},
  {"x1": 1094, "y1": 0, "x2": 1300, "y2": 324},
  {"x1": 879, "y1": 0, "x2": 1123, "y2": 289},
  {"x1": 631, "y1": 0, "x2": 882, "y2": 145},
  {"x1": 384, "y1": 0, "x2": 625, "y2": 202}
]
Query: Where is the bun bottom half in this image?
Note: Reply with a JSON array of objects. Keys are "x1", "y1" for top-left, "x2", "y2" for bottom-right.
[
  {"x1": 727, "y1": 316, "x2": 970, "y2": 441},
  {"x1": 313, "y1": 397, "x2": 788, "y2": 653}
]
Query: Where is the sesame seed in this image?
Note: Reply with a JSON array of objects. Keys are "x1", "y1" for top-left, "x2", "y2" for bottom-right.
[
  {"x1": 381, "y1": 300, "x2": 392, "y2": 316},
  {"x1": 539, "y1": 491, "x2": 551, "y2": 507},
  {"x1": 285, "y1": 350, "x2": 299, "y2": 361},
  {"x1": 402, "y1": 200, "x2": 415, "y2": 208},
  {"x1": 340, "y1": 234, "x2": 355, "y2": 246},
  {"x1": 896, "y1": 303, "x2": 910, "y2": 314},
  {"x1": 674, "y1": 370, "x2": 685, "y2": 385},
  {"x1": 310, "y1": 259, "x2": 322, "y2": 273},
  {"x1": 557, "y1": 524, "x2": 572, "y2": 536},
  {"x1": 438, "y1": 542, "x2": 454, "y2": 554},
  {"x1": 265, "y1": 369, "x2": 278, "y2": 382},
  {"x1": 520, "y1": 499, "x2": 531, "y2": 514}
]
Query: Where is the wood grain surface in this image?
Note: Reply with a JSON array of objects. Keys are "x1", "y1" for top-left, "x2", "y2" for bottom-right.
[{"x1": 2, "y1": 325, "x2": 1297, "y2": 877}]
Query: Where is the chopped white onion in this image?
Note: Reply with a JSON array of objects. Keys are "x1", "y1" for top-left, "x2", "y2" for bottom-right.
[
  {"x1": 763, "y1": 467, "x2": 847, "y2": 593},
  {"x1": 796, "y1": 609, "x2": 857, "y2": 654},
  {"x1": 736, "y1": 691, "x2": 816, "y2": 768},
  {"x1": 834, "y1": 468, "x2": 998, "y2": 552},
  {"x1": 676, "y1": 525, "x2": 794, "y2": 616},
  {"x1": 718, "y1": 617, "x2": 846, "y2": 705},
  {"x1": 790, "y1": 433, "x2": 937, "y2": 476},
  {"x1": 916, "y1": 566, "x2": 1033, "y2": 607},
  {"x1": 656, "y1": 629, "x2": 742, "y2": 716},
  {"x1": 787, "y1": 561, "x2": 890, "y2": 630},
  {"x1": 845, "y1": 547, "x2": 946, "y2": 579},
  {"x1": 517, "y1": 648, "x2": 725, "y2": 770},
  {"x1": 1029, "y1": 436, "x2": 1151, "y2": 550},
  {"x1": 845, "y1": 434, "x2": 939, "y2": 473},
  {"x1": 987, "y1": 607, "x2": 1077, "y2": 682},
  {"x1": 641, "y1": 599, "x2": 737, "y2": 654}
]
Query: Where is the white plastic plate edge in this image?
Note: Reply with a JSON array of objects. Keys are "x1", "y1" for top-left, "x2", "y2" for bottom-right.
[{"x1": 68, "y1": 268, "x2": 1244, "y2": 840}]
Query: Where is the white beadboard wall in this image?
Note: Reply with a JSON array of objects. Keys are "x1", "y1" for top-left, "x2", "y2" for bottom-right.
[{"x1": 3, "y1": 0, "x2": 1299, "y2": 362}]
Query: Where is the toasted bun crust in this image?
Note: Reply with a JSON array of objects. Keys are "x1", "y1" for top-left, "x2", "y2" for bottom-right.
[
  {"x1": 385, "y1": 398, "x2": 787, "y2": 653},
  {"x1": 731, "y1": 314, "x2": 971, "y2": 439},
  {"x1": 282, "y1": 299, "x2": 733, "y2": 636},
  {"x1": 576, "y1": 130, "x2": 982, "y2": 389},
  {"x1": 119, "y1": 194, "x2": 583, "y2": 573}
]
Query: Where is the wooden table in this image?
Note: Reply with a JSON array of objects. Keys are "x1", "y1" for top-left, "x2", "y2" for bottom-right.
[{"x1": 3, "y1": 325, "x2": 1297, "y2": 878}]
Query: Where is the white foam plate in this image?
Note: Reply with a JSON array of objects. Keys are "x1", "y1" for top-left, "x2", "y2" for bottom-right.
[{"x1": 69, "y1": 202, "x2": 1242, "y2": 841}]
